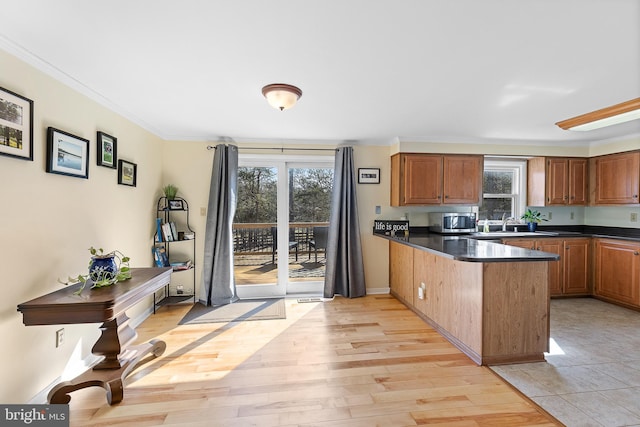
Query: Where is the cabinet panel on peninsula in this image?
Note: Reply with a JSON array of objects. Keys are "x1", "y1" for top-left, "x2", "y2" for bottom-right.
[
  {"x1": 502, "y1": 237, "x2": 590, "y2": 297},
  {"x1": 390, "y1": 153, "x2": 482, "y2": 206},
  {"x1": 388, "y1": 239, "x2": 549, "y2": 365}
]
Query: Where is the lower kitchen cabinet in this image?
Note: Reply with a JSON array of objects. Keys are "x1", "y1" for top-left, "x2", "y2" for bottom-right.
[
  {"x1": 389, "y1": 240, "x2": 414, "y2": 306},
  {"x1": 502, "y1": 237, "x2": 590, "y2": 297},
  {"x1": 595, "y1": 238, "x2": 640, "y2": 307}
]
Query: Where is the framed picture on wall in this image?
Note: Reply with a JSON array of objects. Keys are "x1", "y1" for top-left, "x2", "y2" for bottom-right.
[
  {"x1": 0, "y1": 86, "x2": 34, "y2": 161},
  {"x1": 118, "y1": 159, "x2": 137, "y2": 187},
  {"x1": 46, "y1": 127, "x2": 89, "y2": 179},
  {"x1": 97, "y1": 131, "x2": 117, "y2": 168},
  {"x1": 358, "y1": 168, "x2": 380, "y2": 184}
]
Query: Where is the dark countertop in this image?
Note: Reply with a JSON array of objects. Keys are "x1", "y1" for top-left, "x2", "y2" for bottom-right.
[
  {"x1": 376, "y1": 224, "x2": 640, "y2": 263},
  {"x1": 377, "y1": 233, "x2": 560, "y2": 263},
  {"x1": 496, "y1": 225, "x2": 640, "y2": 243}
]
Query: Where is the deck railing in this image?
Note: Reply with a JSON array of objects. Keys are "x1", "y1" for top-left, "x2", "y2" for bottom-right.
[{"x1": 232, "y1": 222, "x2": 329, "y2": 255}]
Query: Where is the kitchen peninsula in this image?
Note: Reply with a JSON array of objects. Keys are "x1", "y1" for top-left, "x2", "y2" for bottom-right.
[{"x1": 380, "y1": 233, "x2": 559, "y2": 365}]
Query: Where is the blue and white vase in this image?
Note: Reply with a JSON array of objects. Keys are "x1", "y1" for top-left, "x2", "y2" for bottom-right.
[{"x1": 89, "y1": 254, "x2": 118, "y2": 281}]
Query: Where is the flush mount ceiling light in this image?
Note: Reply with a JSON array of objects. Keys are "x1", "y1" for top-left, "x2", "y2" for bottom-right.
[
  {"x1": 555, "y1": 97, "x2": 640, "y2": 131},
  {"x1": 262, "y1": 83, "x2": 302, "y2": 111}
]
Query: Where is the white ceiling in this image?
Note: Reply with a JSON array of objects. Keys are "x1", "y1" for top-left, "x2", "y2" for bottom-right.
[{"x1": 1, "y1": 0, "x2": 639, "y2": 147}]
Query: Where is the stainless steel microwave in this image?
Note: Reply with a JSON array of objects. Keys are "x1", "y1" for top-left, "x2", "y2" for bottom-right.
[{"x1": 429, "y1": 212, "x2": 477, "y2": 234}]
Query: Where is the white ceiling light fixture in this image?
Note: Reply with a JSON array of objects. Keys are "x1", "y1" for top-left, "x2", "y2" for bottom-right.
[
  {"x1": 556, "y1": 97, "x2": 640, "y2": 131},
  {"x1": 262, "y1": 83, "x2": 302, "y2": 111}
]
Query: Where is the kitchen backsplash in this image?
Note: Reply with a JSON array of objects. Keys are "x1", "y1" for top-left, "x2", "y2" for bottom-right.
[{"x1": 385, "y1": 205, "x2": 640, "y2": 229}]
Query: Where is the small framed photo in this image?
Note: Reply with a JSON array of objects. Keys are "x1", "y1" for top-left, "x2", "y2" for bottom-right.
[
  {"x1": 168, "y1": 199, "x2": 184, "y2": 210},
  {"x1": 118, "y1": 159, "x2": 137, "y2": 187},
  {"x1": 97, "y1": 131, "x2": 117, "y2": 168},
  {"x1": 0, "y1": 86, "x2": 34, "y2": 161},
  {"x1": 46, "y1": 127, "x2": 89, "y2": 179},
  {"x1": 358, "y1": 168, "x2": 380, "y2": 184}
]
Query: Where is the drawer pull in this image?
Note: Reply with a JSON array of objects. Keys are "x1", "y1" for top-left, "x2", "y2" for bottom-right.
[{"x1": 635, "y1": 251, "x2": 639, "y2": 256}]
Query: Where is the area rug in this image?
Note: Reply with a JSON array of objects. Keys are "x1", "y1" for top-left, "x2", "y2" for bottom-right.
[{"x1": 178, "y1": 298, "x2": 285, "y2": 325}]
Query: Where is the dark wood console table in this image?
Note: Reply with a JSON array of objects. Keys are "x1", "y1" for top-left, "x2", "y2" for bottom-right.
[{"x1": 17, "y1": 267, "x2": 172, "y2": 405}]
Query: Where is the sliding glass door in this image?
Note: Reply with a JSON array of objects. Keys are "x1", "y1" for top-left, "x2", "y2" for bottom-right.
[{"x1": 233, "y1": 155, "x2": 333, "y2": 298}]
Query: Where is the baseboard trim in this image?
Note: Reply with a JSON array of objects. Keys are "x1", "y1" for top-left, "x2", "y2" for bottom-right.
[{"x1": 366, "y1": 287, "x2": 390, "y2": 295}]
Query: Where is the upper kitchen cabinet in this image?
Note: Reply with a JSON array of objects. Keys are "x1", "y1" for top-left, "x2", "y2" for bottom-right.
[
  {"x1": 590, "y1": 151, "x2": 640, "y2": 205},
  {"x1": 527, "y1": 157, "x2": 587, "y2": 206},
  {"x1": 391, "y1": 153, "x2": 482, "y2": 206}
]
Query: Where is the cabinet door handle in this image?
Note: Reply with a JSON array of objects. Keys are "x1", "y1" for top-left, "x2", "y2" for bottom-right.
[
  {"x1": 444, "y1": 195, "x2": 449, "y2": 199},
  {"x1": 634, "y1": 251, "x2": 639, "y2": 256}
]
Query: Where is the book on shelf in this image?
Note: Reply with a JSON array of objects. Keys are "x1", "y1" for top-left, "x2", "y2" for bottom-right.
[
  {"x1": 162, "y1": 223, "x2": 173, "y2": 241},
  {"x1": 155, "y1": 218, "x2": 163, "y2": 242},
  {"x1": 170, "y1": 259, "x2": 193, "y2": 271},
  {"x1": 170, "y1": 222, "x2": 178, "y2": 241},
  {"x1": 152, "y1": 247, "x2": 170, "y2": 267}
]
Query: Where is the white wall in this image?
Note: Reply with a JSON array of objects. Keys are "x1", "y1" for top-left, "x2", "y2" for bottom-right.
[{"x1": 0, "y1": 50, "x2": 164, "y2": 403}]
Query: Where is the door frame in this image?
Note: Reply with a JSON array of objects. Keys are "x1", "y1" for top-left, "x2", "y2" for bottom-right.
[{"x1": 235, "y1": 154, "x2": 333, "y2": 299}]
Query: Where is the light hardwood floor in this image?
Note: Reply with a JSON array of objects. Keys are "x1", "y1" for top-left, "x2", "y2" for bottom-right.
[{"x1": 67, "y1": 295, "x2": 560, "y2": 426}]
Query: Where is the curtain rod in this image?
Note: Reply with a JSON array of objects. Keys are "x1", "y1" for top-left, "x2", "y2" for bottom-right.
[{"x1": 206, "y1": 145, "x2": 337, "y2": 152}]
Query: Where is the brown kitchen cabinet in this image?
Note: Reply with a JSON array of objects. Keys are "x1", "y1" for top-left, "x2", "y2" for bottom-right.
[
  {"x1": 391, "y1": 153, "x2": 482, "y2": 206},
  {"x1": 389, "y1": 240, "x2": 414, "y2": 305},
  {"x1": 527, "y1": 157, "x2": 587, "y2": 206},
  {"x1": 594, "y1": 238, "x2": 640, "y2": 307},
  {"x1": 502, "y1": 237, "x2": 590, "y2": 297},
  {"x1": 591, "y1": 151, "x2": 640, "y2": 205}
]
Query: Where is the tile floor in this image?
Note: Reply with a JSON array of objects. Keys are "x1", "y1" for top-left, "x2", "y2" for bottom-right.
[{"x1": 491, "y1": 298, "x2": 640, "y2": 427}]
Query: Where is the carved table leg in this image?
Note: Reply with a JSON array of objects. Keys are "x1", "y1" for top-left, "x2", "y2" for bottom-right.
[
  {"x1": 48, "y1": 332, "x2": 167, "y2": 405},
  {"x1": 92, "y1": 313, "x2": 137, "y2": 369}
]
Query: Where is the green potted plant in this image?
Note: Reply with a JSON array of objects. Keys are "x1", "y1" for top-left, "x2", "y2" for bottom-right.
[
  {"x1": 60, "y1": 247, "x2": 131, "y2": 295},
  {"x1": 163, "y1": 184, "x2": 178, "y2": 200},
  {"x1": 520, "y1": 208, "x2": 548, "y2": 232}
]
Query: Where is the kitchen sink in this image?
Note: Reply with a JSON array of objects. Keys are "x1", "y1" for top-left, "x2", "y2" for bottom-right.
[{"x1": 470, "y1": 231, "x2": 559, "y2": 238}]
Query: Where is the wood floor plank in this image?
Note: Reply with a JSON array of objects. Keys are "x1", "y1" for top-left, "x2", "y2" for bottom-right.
[{"x1": 65, "y1": 294, "x2": 560, "y2": 426}]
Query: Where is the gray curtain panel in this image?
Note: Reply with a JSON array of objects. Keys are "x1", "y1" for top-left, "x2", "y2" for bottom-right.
[
  {"x1": 200, "y1": 144, "x2": 239, "y2": 306},
  {"x1": 323, "y1": 146, "x2": 366, "y2": 298}
]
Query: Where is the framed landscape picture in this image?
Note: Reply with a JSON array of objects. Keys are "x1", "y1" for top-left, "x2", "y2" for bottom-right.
[
  {"x1": 118, "y1": 159, "x2": 137, "y2": 187},
  {"x1": 97, "y1": 131, "x2": 117, "y2": 168},
  {"x1": 0, "y1": 86, "x2": 34, "y2": 161},
  {"x1": 46, "y1": 127, "x2": 89, "y2": 179}
]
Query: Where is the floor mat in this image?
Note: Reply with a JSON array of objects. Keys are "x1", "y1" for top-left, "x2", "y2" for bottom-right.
[{"x1": 178, "y1": 298, "x2": 285, "y2": 324}]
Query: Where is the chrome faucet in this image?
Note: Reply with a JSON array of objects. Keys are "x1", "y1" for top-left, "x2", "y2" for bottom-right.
[{"x1": 502, "y1": 213, "x2": 515, "y2": 231}]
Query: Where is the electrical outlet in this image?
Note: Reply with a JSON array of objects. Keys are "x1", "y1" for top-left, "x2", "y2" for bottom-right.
[
  {"x1": 55, "y1": 328, "x2": 64, "y2": 348},
  {"x1": 418, "y1": 282, "x2": 426, "y2": 300},
  {"x1": 632, "y1": 213, "x2": 638, "y2": 222},
  {"x1": 548, "y1": 212, "x2": 553, "y2": 220},
  {"x1": 375, "y1": 205, "x2": 381, "y2": 215},
  {"x1": 570, "y1": 212, "x2": 575, "y2": 220}
]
